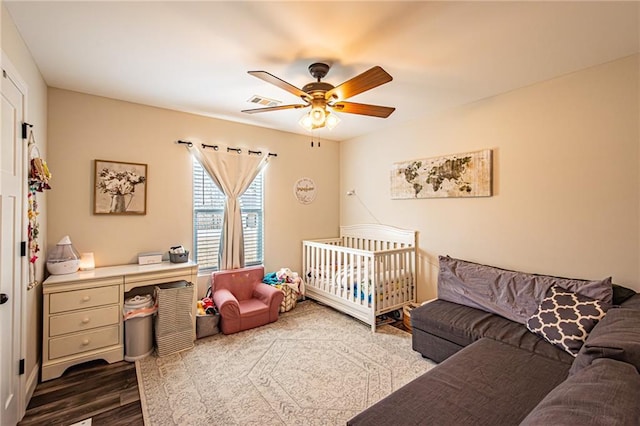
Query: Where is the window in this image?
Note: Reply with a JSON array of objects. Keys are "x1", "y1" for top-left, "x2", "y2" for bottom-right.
[{"x1": 192, "y1": 159, "x2": 264, "y2": 271}]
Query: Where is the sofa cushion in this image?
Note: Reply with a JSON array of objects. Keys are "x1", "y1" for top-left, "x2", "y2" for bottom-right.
[
  {"x1": 437, "y1": 256, "x2": 612, "y2": 324},
  {"x1": 570, "y1": 307, "x2": 640, "y2": 375},
  {"x1": 621, "y1": 293, "x2": 640, "y2": 310},
  {"x1": 613, "y1": 284, "x2": 637, "y2": 305},
  {"x1": 526, "y1": 285, "x2": 608, "y2": 356},
  {"x1": 411, "y1": 327, "x2": 466, "y2": 363},
  {"x1": 520, "y1": 358, "x2": 640, "y2": 426},
  {"x1": 412, "y1": 299, "x2": 575, "y2": 364},
  {"x1": 348, "y1": 338, "x2": 570, "y2": 426}
]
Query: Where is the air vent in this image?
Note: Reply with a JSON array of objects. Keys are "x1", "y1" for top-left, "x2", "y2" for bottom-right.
[{"x1": 247, "y1": 95, "x2": 281, "y2": 107}]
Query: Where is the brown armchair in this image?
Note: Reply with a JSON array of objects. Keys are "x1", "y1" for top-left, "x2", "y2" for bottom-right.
[{"x1": 211, "y1": 265, "x2": 284, "y2": 334}]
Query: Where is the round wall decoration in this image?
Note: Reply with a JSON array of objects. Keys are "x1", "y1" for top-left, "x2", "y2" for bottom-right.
[{"x1": 294, "y1": 177, "x2": 317, "y2": 204}]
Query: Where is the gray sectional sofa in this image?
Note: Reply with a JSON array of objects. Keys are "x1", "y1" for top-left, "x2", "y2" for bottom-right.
[{"x1": 348, "y1": 256, "x2": 640, "y2": 426}]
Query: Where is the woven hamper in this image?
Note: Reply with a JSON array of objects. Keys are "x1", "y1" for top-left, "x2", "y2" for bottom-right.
[
  {"x1": 403, "y1": 302, "x2": 423, "y2": 332},
  {"x1": 280, "y1": 285, "x2": 298, "y2": 313},
  {"x1": 154, "y1": 281, "x2": 194, "y2": 356}
]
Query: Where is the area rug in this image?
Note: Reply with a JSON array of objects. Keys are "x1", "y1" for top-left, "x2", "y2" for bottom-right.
[{"x1": 136, "y1": 301, "x2": 435, "y2": 425}]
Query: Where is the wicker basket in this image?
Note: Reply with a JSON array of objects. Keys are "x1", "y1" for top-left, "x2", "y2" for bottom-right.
[
  {"x1": 403, "y1": 302, "x2": 422, "y2": 332},
  {"x1": 279, "y1": 285, "x2": 298, "y2": 313}
]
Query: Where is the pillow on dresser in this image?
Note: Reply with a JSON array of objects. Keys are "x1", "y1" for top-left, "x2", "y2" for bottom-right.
[
  {"x1": 437, "y1": 256, "x2": 612, "y2": 324},
  {"x1": 526, "y1": 285, "x2": 608, "y2": 356}
]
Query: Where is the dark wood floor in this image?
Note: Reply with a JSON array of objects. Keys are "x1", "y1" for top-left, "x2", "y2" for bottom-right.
[
  {"x1": 19, "y1": 360, "x2": 143, "y2": 426},
  {"x1": 19, "y1": 315, "x2": 408, "y2": 426}
]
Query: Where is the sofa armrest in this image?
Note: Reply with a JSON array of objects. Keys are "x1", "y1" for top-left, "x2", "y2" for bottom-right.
[{"x1": 521, "y1": 358, "x2": 640, "y2": 426}]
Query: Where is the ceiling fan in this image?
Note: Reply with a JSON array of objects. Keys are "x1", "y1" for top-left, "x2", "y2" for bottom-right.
[{"x1": 241, "y1": 62, "x2": 395, "y2": 130}]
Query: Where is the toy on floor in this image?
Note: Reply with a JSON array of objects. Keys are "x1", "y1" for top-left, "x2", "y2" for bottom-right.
[{"x1": 196, "y1": 297, "x2": 217, "y2": 315}]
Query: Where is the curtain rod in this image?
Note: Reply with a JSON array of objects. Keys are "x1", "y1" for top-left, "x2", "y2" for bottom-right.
[{"x1": 176, "y1": 140, "x2": 277, "y2": 157}]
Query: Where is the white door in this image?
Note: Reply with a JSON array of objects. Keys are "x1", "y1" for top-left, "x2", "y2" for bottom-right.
[{"x1": 1, "y1": 66, "x2": 25, "y2": 426}]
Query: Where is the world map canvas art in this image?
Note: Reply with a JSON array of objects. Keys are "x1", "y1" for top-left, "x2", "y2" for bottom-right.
[{"x1": 391, "y1": 149, "x2": 492, "y2": 199}]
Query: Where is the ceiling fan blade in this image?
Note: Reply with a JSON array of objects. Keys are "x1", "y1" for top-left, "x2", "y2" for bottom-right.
[
  {"x1": 241, "y1": 104, "x2": 308, "y2": 114},
  {"x1": 330, "y1": 101, "x2": 395, "y2": 118},
  {"x1": 248, "y1": 71, "x2": 312, "y2": 101},
  {"x1": 325, "y1": 66, "x2": 393, "y2": 101}
]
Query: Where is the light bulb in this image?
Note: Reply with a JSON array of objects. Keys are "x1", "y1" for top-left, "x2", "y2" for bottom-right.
[
  {"x1": 299, "y1": 113, "x2": 314, "y2": 131},
  {"x1": 325, "y1": 113, "x2": 340, "y2": 130},
  {"x1": 310, "y1": 105, "x2": 326, "y2": 126}
]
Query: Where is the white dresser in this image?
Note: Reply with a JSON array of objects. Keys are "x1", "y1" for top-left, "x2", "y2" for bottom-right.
[{"x1": 42, "y1": 261, "x2": 198, "y2": 381}]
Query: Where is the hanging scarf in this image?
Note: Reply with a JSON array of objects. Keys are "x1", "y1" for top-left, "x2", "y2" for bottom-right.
[{"x1": 27, "y1": 129, "x2": 51, "y2": 289}]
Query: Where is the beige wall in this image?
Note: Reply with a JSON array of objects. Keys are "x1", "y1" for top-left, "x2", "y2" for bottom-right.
[
  {"x1": 47, "y1": 89, "x2": 340, "y2": 295},
  {"x1": 2, "y1": 1, "x2": 49, "y2": 410},
  {"x1": 341, "y1": 55, "x2": 640, "y2": 300}
]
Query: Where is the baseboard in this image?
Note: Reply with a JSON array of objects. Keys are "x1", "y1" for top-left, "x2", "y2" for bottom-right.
[
  {"x1": 18, "y1": 363, "x2": 39, "y2": 422},
  {"x1": 24, "y1": 364, "x2": 39, "y2": 408}
]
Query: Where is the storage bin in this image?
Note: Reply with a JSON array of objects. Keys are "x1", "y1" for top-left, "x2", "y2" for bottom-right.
[
  {"x1": 169, "y1": 251, "x2": 189, "y2": 263},
  {"x1": 196, "y1": 314, "x2": 220, "y2": 339}
]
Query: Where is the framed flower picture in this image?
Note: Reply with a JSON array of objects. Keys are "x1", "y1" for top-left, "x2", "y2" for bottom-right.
[{"x1": 94, "y1": 160, "x2": 147, "y2": 215}]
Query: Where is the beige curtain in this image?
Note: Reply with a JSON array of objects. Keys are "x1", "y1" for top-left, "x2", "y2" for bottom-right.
[{"x1": 190, "y1": 146, "x2": 269, "y2": 270}]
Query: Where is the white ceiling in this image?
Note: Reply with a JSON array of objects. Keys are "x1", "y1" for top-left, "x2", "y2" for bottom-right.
[{"x1": 5, "y1": 1, "x2": 639, "y2": 142}]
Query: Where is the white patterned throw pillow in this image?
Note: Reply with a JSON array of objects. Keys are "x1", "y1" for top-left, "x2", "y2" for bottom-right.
[{"x1": 526, "y1": 285, "x2": 608, "y2": 356}]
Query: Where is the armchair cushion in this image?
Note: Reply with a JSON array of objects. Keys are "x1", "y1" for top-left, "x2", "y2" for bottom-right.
[
  {"x1": 254, "y1": 282, "x2": 280, "y2": 304},
  {"x1": 254, "y1": 283, "x2": 284, "y2": 322}
]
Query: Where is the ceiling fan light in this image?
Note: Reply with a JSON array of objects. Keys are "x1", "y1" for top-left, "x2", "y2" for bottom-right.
[
  {"x1": 310, "y1": 105, "x2": 326, "y2": 126},
  {"x1": 299, "y1": 113, "x2": 315, "y2": 131},
  {"x1": 325, "y1": 112, "x2": 340, "y2": 130}
]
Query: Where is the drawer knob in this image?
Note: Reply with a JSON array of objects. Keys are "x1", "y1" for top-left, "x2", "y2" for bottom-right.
[
  {"x1": 82, "y1": 339, "x2": 90, "y2": 346},
  {"x1": 82, "y1": 317, "x2": 90, "y2": 324},
  {"x1": 82, "y1": 295, "x2": 91, "y2": 302}
]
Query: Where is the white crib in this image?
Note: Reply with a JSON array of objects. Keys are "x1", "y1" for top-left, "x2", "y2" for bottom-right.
[{"x1": 302, "y1": 224, "x2": 417, "y2": 331}]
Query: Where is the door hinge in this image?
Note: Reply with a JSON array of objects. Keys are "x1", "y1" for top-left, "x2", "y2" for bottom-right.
[
  {"x1": 19, "y1": 359, "x2": 25, "y2": 375},
  {"x1": 20, "y1": 241, "x2": 26, "y2": 257}
]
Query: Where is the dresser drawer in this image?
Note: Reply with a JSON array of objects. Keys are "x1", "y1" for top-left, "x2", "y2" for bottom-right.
[
  {"x1": 49, "y1": 305, "x2": 120, "y2": 337},
  {"x1": 49, "y1": 325, "x2": 120, "y2": 360},
  {"x1": 49, "y1": 285, "x2": 120, "y2": 314}
]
